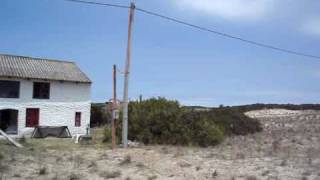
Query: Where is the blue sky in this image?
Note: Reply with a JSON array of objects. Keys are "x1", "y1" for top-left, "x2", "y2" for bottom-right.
[{"x1": 1, "y1": 0, "x2": 320, "y2": 106}]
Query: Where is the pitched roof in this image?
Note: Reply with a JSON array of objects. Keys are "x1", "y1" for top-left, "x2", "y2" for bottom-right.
[{"x1": 0, "y1": 54, "x2": 91, "y2": 83}]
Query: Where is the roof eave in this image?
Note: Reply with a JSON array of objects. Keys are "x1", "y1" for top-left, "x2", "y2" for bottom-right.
[{"x1": 0, "y1": 76, "x2": 92, "y2": 84}]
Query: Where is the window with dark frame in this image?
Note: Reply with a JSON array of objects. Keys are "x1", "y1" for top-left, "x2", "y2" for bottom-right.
[
  {"x1": 0, "y1": 80, "x2": 20, "y2": 98},
  {"x1": 75, "y1": 112, "x2": 81, "y2": 127},
  {"x1": 33, "y1": 82, "x2": 50, "y2": 99}
]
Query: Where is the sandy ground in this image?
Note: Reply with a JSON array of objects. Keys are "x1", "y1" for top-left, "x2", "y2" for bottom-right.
[{"x1": 1, "y1": 109, "x2": 320, "y2": 180}]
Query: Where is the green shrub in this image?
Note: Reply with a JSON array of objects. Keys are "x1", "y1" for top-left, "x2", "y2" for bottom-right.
[
  {"x1": 112, "y1": 97, "x2": 262, "y2": 147},
  {"x1": 179, "y1": 111, "x2": 224, "y2": 147},
  {"x1": 114, "y1": 98, "x2": 262, "y2": 147},
  {"x1": 18, "y1": 136, "x2": 26, "y2": 144},
  {"x1": 103, "y1": 125, "x2": 121, "y2": 143},
  {"x1": 0, "y1": 152, "x2": 4, "y2": 173},
  {"x1": 91, "y1": 104, "x2": 111, "y2": 127},
  {"x1": 126, "y1": 98, "x2": 190, "y2": 145},
  {"x1": 205, "y1": 108, "x2": 262, "y2": 135},
  {"x1": 103, "y1": 126, "x2": 112, "y2": 143}
]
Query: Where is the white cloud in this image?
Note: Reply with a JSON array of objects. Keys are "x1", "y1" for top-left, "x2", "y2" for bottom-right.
[
  {"x1": 173, "y1": 0, "x2": 275, "y2": 21},
  {"x1": 302, "y1": 17, "x2": 320, "y2": 37}
]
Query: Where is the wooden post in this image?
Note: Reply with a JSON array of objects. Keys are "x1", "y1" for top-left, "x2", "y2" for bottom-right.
[
  {"x1": 0, "y1": 129, "x2": 23, "y2": 148},
  {"x1": 122, "y1": 2, "x2": 135, "y2": 148},
  {"x1": 112, "y1": 64, "x2": 117, "y2": 151}
]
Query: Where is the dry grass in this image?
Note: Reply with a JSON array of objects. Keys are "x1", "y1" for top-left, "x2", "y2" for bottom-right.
[
  {"x1": 272, "y1": 139, "x2": 281, "y2": 154},
  {"x1": 38, "y1": 166, "x2": 47, "y2": 175},
  {"x1": 0, "y1": 164, "x2": 8, "y2": 173},
  {"x1": 261, "y1": 170, "x2": 270, "y2": 176},
  {"x1": 173, "y1": 147, "x2": 185, "y2": 157},
  {"x1": 88, "y1": 161, "x2": 97, "y2": 169},
  {"x1": 212, "y1": 170, "x2": 218, "y2": 178},
  {"x1": 0, "y1": 152, "x2": 8, "y2": 173},
  {"x1": 12, "y1": 173, "x2": 21, "y2": 178},
  {"x1": 280, "y1": 159, "x2": 287, "y2": 166},
  {"x1": 18, "y1": 136, "x2": 26, "y2": 144},
  {"x1": 195, "y1": 166, "x2": 201, "y2": 171},
  {"x1": 246, "y1": 175, "x2": 258, "y2": 180},
  {"x1": 100, "y1": 152, "x2": 108, "y2": 159},
  {"x1": 69, "y1": 173, "x2": 81, "y2": 180},
  {"x1": 148, "y1": 175, "x2": 157, "y2": 180},
  {"x1": 136, "y1": 162, "x2": 145, "y2": 168},
  {"x1": 0, "y1": 109, "x2": 319, "y2": 180},
  {"x1": 28, "y1": 139, "x2": 79, "y2": 150},
  {"x1": 119, "y1": 155, "x2": 131, "y2": 166},
  {"x1": 178, "y1": 160, "x2": 192, "y2": 168},
  {"x1": 236, "y1": 152, "x2": 245, "y2": 159},
  {"x1": 99, "y1": 170, "x2": 121, "y2": 179},
  {"x1": 72, "y1": 155, "x2": 83, "y2": 168},
  {"x1": 160, "y1": 146, "x2": 169, "y2": 154}
]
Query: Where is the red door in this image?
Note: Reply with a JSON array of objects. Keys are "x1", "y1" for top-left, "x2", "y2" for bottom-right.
[
  {"x1": 75, "y1": 112, "x2": 81, "y2": 127},
  {"x1": 26, "y1": 108, "x2": 39, "y2": 127}
]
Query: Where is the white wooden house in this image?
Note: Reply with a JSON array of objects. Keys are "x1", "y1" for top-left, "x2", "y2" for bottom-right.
[{"x1": 0, "y1": 54, "x2": 91, "y2": 137}]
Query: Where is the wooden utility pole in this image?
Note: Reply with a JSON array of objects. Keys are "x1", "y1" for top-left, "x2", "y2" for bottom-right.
[
  {"x1": 112, "y1": 64, "x2": 117, "y2": 151},
  {"x1": 122, "y1": 2, "x2": 135, "y2": 148}
]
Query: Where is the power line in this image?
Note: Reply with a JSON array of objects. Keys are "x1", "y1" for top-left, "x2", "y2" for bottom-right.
[
  {"x1": 136, "y1": 7, "x2": 320, "y2": 60},
  {"x1": 61, "y1": 0, "x2": 320, "y2": 59},
  {"x1": 63, "y1": 0, "x2": 130, "y2": 9}
]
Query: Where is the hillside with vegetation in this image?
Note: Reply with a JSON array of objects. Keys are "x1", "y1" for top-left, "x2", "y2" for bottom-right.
[
  {"x1": 184, "y1": 103, "x2": 320, "y2": 112},
  {"x1": 91, "y1": 100, "x2": 320, "y2": 147},
  {"x1": 220, "y1": 103, "x2": 320, "y2": 112}
]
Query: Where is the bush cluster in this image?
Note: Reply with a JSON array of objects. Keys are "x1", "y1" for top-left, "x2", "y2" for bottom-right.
[
  {"x1": 114, "y1": 97, "x2": 262, "y2": 147},
  {"x1": 0, "y1": 152, "x2": 3, "y2": 163},
  {"x1": 91, "y1": 103, "x2": 111, "y2": 127},
  {"x1": 103, "y1": 126, "x2": 112, "y2": 143},
  {"x1": 205, "y1": 108, "x2": 262, "y2": 136}
]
